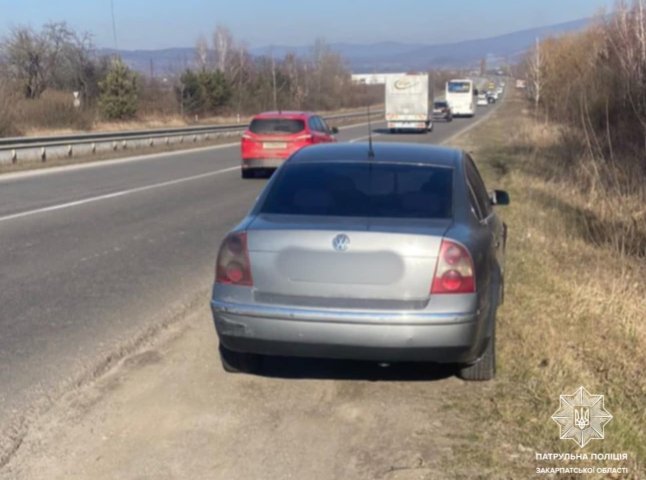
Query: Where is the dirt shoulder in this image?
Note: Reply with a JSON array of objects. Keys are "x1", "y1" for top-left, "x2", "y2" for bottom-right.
[
  {"x1": 1, "y1": 92, "x2": 642, "y2": 480},
  {"x1": 1, "y1": 301, "x2": 491, "y2": 480}
]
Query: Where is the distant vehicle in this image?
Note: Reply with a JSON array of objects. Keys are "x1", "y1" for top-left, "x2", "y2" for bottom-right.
[
  {"x1": 240, "y1": 111, "x2": 338, "y2": 179},
  {"x1": 211, "y1": 142, "x2": 510, "y2": 380},
  {"x1": 486, "y1": 91, "x2": 498, "y2": 103},
  {"x1": 446, "y1": 79, "x2": 475, "y2": 117},
  {"x1": 515, "y1": 79, "x2": 527, "y2": 89},
  {"x1": 432, "y1": 100, "x2": 453, "y2": 122},
  {"x1": 385, "y1": 73, "x2": 433, "y2": 133},
  {"x1": 477, "y1": 94, "x2": 489, "y2": 106}
]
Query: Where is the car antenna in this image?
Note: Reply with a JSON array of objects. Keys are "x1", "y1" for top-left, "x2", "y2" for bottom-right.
[{"x1": 367, "y1": 105, "x2": 375, "y2": 158}]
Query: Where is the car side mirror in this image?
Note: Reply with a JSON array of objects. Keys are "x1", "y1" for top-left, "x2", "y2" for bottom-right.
[
  {"x1": 490, "y1": 190, "x2": 510, "y2": 206},
  {"x1": 331, "y1": 126, "x2": 339, "y2": 134}
]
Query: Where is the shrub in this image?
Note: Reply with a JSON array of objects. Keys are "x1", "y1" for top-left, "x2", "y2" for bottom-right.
[{"x1": 98, "y1": 59, "x2": 138, "y2": 120}]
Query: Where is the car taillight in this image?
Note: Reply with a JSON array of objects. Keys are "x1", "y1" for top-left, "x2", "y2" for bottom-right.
[
  {"x1": 215, "y1": 232, "x2": 253, "y2": 286},
  {"x1": 294, "y1": 134, "x2": 313, "y2": 142},
  {"x1": 431, "y1": 239, "x2": 475, "y2": 294}
]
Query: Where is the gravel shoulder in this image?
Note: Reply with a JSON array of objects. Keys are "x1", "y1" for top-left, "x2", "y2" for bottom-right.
[{"x1": 1, "y1": 302, "x2": 489, "y2": 480}]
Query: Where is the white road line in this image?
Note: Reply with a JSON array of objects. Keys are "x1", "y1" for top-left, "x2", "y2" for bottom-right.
[
  {"x1": 0, "y1": 111, "x2": 487, "y2": 225},
  {"x1": 440, "y1": 102, "x2": 501, "y2": 146},
  {"x1": 0, "y1": 166, "x2": 240, "y2": 224},
  {"x1": 349, "y1": 132, "x2": 383, "y2": 143},
  {"x1": 0, "y1": 142, "x2": 241, "y2": 183}
]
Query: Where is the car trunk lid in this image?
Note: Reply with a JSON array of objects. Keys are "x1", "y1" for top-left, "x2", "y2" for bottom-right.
[{"x1": 246, "y1": 215, "x2": 450, "y2": 308}]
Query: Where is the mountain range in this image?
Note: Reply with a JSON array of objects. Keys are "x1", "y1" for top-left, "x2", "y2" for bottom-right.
[{"x1": 100, "y1": 17, "x2": 592, "y2": 76}]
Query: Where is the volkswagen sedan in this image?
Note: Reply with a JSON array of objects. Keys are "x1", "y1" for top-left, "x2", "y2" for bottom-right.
[{"x1": 211, "y1": 143, "x2": 509, "y2": 380}]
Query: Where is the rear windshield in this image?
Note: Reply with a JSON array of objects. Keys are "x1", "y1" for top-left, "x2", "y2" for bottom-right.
[
  {"x1": 260, "y1": 162, "x2": 453, "y2": 219},
  {"x1": 249, "y1": 118, "x2": 305, "y2": 134},
  {"x1": 448, "y1": 82, "x2": 471, "y2": 93},
  {"x1": 434, "y1": 101, "x2": 448, "y2": 108}
]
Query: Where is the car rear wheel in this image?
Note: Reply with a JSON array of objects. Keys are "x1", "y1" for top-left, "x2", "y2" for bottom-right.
[
  {"x1": 459, "y1": 325, "x2": 496, "y2": 381},
  {"x1": 219, "y1": 344, "x2": 262, "y2": 373}
]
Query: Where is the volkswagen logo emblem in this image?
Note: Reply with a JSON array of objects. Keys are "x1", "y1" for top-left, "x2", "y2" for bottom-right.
[{"x1": 332, "y1": 234, "x2": 350, "y2": 252}]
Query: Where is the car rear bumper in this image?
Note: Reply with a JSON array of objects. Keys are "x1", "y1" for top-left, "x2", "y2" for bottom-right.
[
  {"x1": 241, "y1": 158, "x2": 287, "y2": 169},
  {"x1": 387, "y1": 121, "x2": 429, "y2": 130},
  {"x1": 211, "y1": 299, "x2": 483, "y2": 363}
]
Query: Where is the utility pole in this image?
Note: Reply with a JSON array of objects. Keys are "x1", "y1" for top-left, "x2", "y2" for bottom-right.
[
  {"x1": 110, "y1": 0, "x2": 119, "y2": 50},
  {"x1": 534, "y1": 37, "x2": 540, "y2": 113},
  {"x1": 271, "y1": 49, "x2": 278, "y2": 111},
  {"x1": 237, "y1": 46, "x2": 245, "y2": 122}
]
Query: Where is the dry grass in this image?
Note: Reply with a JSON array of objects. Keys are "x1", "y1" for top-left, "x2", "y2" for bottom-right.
[
  {"x1": 11, "y1": 99, "x2": 384, "y2": 137},
  {"x1": 0, "y1": 81, "x2": 19, "y2": 137},
  {"x1": 11, "y1": 90, "x2": 94, "y2": 135},
  {"x1": 446, "y1": 90, "x2": 645, "y2": 479}
]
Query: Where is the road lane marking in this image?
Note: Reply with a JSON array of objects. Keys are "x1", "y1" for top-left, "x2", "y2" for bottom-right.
[
  {"x1": 0, "y1": 166, "x2": 240, "y2": 224},
  {"x1": 440, "y1": 101, "x2": 501, "y2": 146},
  {"x1": 0, "y1": 110, "x2": 491, "y2": 224},
  {"x1": 349, "y1": 132, "x2": 383, "y2": 143},
  {"x1": 0, "y1": 142, "x2": 241, "y2": 183}
]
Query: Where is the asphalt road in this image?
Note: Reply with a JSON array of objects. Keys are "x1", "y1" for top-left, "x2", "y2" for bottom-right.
[{"x1": 0, "y1": 105, "x2": 497, "y2": 460}]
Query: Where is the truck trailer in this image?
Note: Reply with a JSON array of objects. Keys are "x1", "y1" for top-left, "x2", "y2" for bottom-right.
[{"x1": 385, "y1": 73, "x2": 432, "y2": 133}]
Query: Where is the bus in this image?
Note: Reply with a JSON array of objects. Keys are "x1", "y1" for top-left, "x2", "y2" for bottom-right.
[{"x1": 445, "y1": 79, "x2": 475, "y2": 117}]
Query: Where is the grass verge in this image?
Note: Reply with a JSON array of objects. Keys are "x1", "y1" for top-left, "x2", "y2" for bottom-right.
[{"x1": 445, "y1": 90, "x2": 645, "y2": 479}]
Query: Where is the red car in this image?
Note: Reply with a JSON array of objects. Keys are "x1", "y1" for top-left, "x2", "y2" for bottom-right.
[{"x1": 240, "y1": 111, "x2": 338, "y2": 178}]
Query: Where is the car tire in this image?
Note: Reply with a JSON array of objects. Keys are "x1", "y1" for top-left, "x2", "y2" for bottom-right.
[
  {"x1": 241, "y1": 169, "x2": 254, "y2": 179},
  {"x1": 459, "y1": 324, "x2": 496, "y2": 381},
  {"x1": 219, "y1": 344, "x2": 262, "y2": 374}
]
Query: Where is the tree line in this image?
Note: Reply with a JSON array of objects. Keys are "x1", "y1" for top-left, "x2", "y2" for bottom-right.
[
  {"x1": 520, "y1": 0, "x2": 646, "y2": 174},
  {"x1": 0, "y1": 23, "x2": 380, "y2": 136}
]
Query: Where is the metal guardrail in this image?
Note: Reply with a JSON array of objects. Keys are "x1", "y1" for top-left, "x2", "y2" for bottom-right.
[{"x1": 0, "y1": 110, "x2": 384, "y2": 164}]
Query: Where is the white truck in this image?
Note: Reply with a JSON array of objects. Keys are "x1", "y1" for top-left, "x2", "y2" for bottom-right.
[{"x1": 385, "y1": 73, "x2": 432, "y2": 133}]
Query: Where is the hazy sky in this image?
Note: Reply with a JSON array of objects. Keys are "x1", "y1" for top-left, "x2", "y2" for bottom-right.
[{"x1": 0, "y1": 0, "x2": 615, "y2": 50}]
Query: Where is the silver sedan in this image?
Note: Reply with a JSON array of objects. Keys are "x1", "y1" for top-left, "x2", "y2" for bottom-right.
[{"x1": 211, "y1": 142, "x2": 509, "y2": 380}]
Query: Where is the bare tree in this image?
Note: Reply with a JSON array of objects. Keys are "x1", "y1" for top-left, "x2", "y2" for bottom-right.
[
  {"x1": 195, "y1": 35, "x2": 209, "y2": 70},
  {"x1": 526, "y1": 37, "x2": 543, "y2": 112},
  {"x1": 213, "y1": 25, "x2": 232, "y2": 74},
  {"x1": 1, "y1": 22, "x2": 98, "y2": 99},
  {"x1": 2, "y1": 26, "x2": 50, "y2": 98}
]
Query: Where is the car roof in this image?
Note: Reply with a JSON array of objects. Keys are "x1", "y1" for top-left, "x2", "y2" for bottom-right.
[
  {"x1": 253, "y1": 111, "x2": 313, "y2": 119},
  {"x1": 289, "y1": 142, "x2": 462, "y2": 167}
]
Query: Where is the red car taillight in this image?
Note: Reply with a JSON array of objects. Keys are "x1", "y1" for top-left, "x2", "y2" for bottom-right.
[
  {"x1": 293, "y1": 133, "x2": 313, "y2": 142},
  {"x1": 215, "y1": 232, "x2": 253, "y2": 286},
  {"x1": 431, "y1": 239, "x2": 476, "y2": 294}
]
